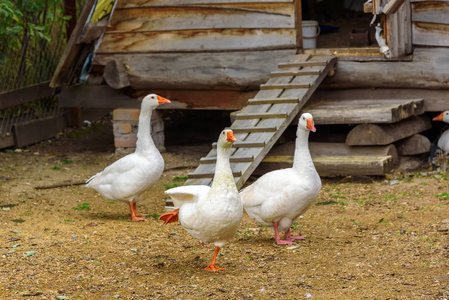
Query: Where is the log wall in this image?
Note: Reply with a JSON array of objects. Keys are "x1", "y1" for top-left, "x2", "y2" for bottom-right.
[{"x1": 93, "y1": 0, "x2": 300, "y2": 91}]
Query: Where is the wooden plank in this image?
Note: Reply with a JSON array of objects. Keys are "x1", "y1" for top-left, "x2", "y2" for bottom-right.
[
  {"x1": 0, "y1": 82, "x2": 54, "y2": 110},
  {"x1": 346, "y1": 115, "x2": 432, "y2": 146},
  {"x1": 302, "y1": 99, "x2": 425, "y2": 124},
  {"x1": 247, "y1": 97, "x2": 299, "y2": 104},
  {"x1": 108, "y1": 5, "x2": 295, "y2": 33},
  {"x1": 412, "y1": 1, "x2": 449, "y2": 25},
  {"x1": 395, "y1": 134, "x2": 431, "y2": 155},
  {"x1": 94, "y1": 50, "x2": 297, "y2": 91},
  {"x1": 188, "y1": 171, "x2": 242, "y2": 179},
  {"x1": 231, "y1": 126, "x2": 277, "y2": 133},
  {"x1": 383, "y1": 0, "x2": 406, "y2": 14},
  {"x1": 310, "y1": 88, "x2": 449, "y2": 112},
  {"x1": 97, "y1": 29, "x2": 296, "y2": 53},
  {"x1": 13, "y1": 116, "x2": 66, "y2": 148},
  {"x1": 234, "y1": 112, "x2": 288, "y2": 119},
  {"x1": 117, "y1": 0, "x2": 294, "y2": 9},
  {"x1": 260, "y1": 83, "x2": 310, "y2": 90},
  {"x1": 0, "y1": 135, "x2": 15, "y2": 149},
  {"x1": 413, "y1": 22, "x2": 449, "y2": 46},
  {"x1": 255, "y1": 155, "x2": 394, "y2": 177},
  {"x1": 270, "y1": 68, "x2": 321, "y2": 77},
  {"x1": 277, "y1": 56, "x2": 334, "y2": 68},
  {"x1": 50, "y1": 0, "x2": 96, "y2": 88},
  {"x1": 267, "y1": 141, "x2": 399, "y2": 165},
  {"x1": 200, "y1": 156, "x2": 254, "y2": 163},
  {"x1": 59, "y1": 85, "x2": 257, "y2": 110}
]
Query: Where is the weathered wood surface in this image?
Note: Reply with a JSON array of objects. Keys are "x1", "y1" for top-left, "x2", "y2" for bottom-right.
[
  {"x1": 13, "y1": 115, "x2": 66, "y2": 148},
  {"x1": 346, "y1": 115, "x2": 432, "y2": 146},
  {"x1": 383, "y1": 0, "x2": 406, "y2": 14},
  {"x1": 385, "y1": 0, "x2": 412, "y2": 57},
  {"x1": 59, "y1": 84, "x2": 257, "y2": 110},
  {"x1": 0, "y1": 135, "x2": 15, "y2": 149},
  {"x1": 0, "y1": 82, "x2": 54, "y2": 110},
  {"x1": 107, "y1": 5, "x2": 295, "y2": 33},
  {"x1": 310, "y1": 88, "x2": 449, "y2": 112},
  {"x1": 412, "y1": 1, "x2": 449, "y2": 24},
  {"x1": 413, "y1": 22, "x2": 449, "y2": 47},
  {"x1": 395, "y1": 134, "x2": 431, "y2": 155},
  {"x1": 50, "y1": 0, "x2": 96, "y2": 88},
  {"x1": 116, "y1": 0, "x2": 294, "y2": 9},
  {"x1": 322, "y1": 48, "x2": 449, "y2": 89},
  {"x1": 184, "y1": 55, "x2": 337, "y2": 189},
  {"x1": 302, "y1": 99, "x2": 424, "y2": 124},
  {"x1": 98, "y1": 29, "x2": 296, "y2": 53},
  {"x1": 268, "y1": 141, "x2": 399, "y2": 165},
  {"x1": 94, "y1": 50, "x2": 297, "y2": 90},
  {"x1": 104, "y1": 59, "x2": 131, "y2": 89},
  {"x1": 254, "y1": 155, "x2": 394, "y2": 177}
]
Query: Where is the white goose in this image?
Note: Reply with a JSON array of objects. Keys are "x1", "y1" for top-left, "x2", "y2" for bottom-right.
[
  {"x1": 159, "y1": 129, "x2": 243, "y2": 271},
  {"x1": 86, "y1": 94, "x2": 171, "y2": 221},
  {"x1": 432, "y1": 111, "x2": 449, "y2": 153},
  {"x1": 240, "y1": 113, "x2": 321, "y2": 245}
]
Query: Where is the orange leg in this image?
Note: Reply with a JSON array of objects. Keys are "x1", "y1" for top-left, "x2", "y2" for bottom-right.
[
  {"x1": 204, "y1": 246, "x2": 224, "y2": 272},
  {"x1": 128, "y1": 202, "x2": 145, "y2": 222},
  {"x1": 284, "y1": 228, "x2": 305, "y2": 241}
]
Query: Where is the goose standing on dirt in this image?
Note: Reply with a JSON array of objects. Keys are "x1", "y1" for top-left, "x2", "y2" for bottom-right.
[
  {"x1": 159, "y1": 129, "x2": 243, "y2": 271},
  {"x1": 86, "y1": 94, "x2": 171, "y2": 221},
  {"x1": 432, "y1": 111, "x2": 449, "y2": 153},
  {"x1": 240, "y1": 113, "x2": 321, "y2": 245}
]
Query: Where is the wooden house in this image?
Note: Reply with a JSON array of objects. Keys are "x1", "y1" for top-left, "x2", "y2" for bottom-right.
[{"x1": 51, "y1": 0, "x2": 449, "y2": 184}]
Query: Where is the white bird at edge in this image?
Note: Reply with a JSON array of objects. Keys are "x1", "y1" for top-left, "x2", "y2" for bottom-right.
[
  {"x1": 159, "y1": 129, "x2": 243, "y2": 271},
  {"x1": 432, "y1": 111, "x2": 449, "y2": 153},
  {"x1": 239, "y1": 113, "x2": 321, "y2": 245},
  {"x1": 85, "y1": 94, "x2": 171, "y2": 221}
]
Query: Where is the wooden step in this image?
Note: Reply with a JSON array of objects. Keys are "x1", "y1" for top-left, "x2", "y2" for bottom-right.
[
  {"x1": 254, "y1": 155, "x2": 394, "y2": 177},
  {"x1": 260, "y1": 83, "x2": 310, "y2": 90},
  {"x1": 231, "y1": 126, "x2": 277, "y2": 133},
  {"x1": 247, "y1": 98, "x2": 299, "y2": 105},
  {"x1": 302, "y1": 99, "x2": 425, "y2": 124},
  {"x1": 234, "y1": 112, "x2": 288, "y2": 120}
]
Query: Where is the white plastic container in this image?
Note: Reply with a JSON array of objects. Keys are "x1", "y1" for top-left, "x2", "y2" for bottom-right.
[{"x1": 302, "y1": 20, "x2": 320, "y2": 49}]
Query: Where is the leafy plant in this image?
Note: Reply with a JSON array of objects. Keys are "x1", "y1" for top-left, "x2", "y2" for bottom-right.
[{"x1": 436, "y1": 192, "x2": 449, "y2": 200}]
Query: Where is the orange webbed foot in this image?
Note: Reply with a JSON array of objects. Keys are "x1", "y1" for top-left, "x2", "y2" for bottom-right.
[{"x1": 159, "y1": 209, "x2": 179, "y2": 224}]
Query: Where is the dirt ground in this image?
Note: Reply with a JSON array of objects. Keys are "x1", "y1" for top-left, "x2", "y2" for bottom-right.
[{"x1": 1, "y1": 119, "x2": 448, "y2": 300}]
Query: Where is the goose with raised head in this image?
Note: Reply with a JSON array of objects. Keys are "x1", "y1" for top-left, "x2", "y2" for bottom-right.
[
  {"x1": 159, "y1": 129, "x2": 243, "y2": 271},
  {"x1": 432, "y1": 111, "x2": 449, "y2": 153},
  {"x1": 240, "y1": 113, "x2": 321, "y2": 245},
  {"x1": 86, "y1": 94, "x2": 171, "y2": 221}
]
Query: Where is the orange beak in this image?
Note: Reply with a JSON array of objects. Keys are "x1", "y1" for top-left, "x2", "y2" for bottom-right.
[
  {"x1": 227, "y1": 131, "x2": 237, "y2": 142},
  {"x1": 157, "y1": 95, "x2": 171, "y2": 105},
  {"x1": 433, "y1": 112, "x2": 444, "y2": 121},
  {"x1": 306, "y1": 118, "x2": 316, "y2": 132}
]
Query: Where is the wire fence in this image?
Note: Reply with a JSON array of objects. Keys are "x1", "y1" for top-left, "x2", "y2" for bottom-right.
[{"x1": 0, "y1": 0, "x2": 85, "y2": 144}]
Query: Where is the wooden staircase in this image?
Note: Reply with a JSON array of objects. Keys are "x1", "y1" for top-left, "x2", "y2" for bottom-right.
[{"x1": 183, "y1": 54, "x2": 337, "y2": 189}]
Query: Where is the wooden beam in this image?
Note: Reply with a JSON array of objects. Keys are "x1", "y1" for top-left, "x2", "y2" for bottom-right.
[
  {"x1": 104, "y1": 59, "x2": 131, "y2": 89},
  {"x1": 260, "y1": 83, "x2": 310, "y2": 90},
  {"x1": 247, "y1": 97, "x2": 299, "y2": 104},
  {"x1": 234, "y1": 112, "x2": 288, "y2": 119},
  {"x1": 0, "y1": 82, "x2": 55, "y2": 110},
  {"x1": 254, "y1": 155, "x2": 394, "y2": 177},
  {"x1": 13, "y1": 115, "x2": 66, "y2": 148},
  {"x1": 345, "y1": 115, "x2": 432, "y2": 146},
  {"x1": 383, "y1": 0, "x2": 406, "y2": 14}
]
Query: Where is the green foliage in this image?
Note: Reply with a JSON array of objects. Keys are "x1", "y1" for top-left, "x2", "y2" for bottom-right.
[
  {"x1": 0, "y1": 0, "x2": 72, "y2": 90},
  {"x1": 73, "y1": 203, "x2": 91, "y2": 211},
  {"x1": 436, "y1": 192, "x2": 449, "y2": 200}
]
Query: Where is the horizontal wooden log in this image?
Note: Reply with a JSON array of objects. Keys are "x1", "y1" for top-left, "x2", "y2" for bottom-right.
[
  {"x1": 321, "y1": 47, "x2": 449, "y2": 89},
  {"x1": 395, "y1": 134, "x2": 431, "y2": 155},
  {"x1": 413, "y1": 22, "x2": 449, "y2": 47},
  {"x1": 302, "y1": 99, "x2": 425, "y2": 124},
  {"x1": 0, "y1": 82, "x2": 54, "y2": 110},
  {"x1": 254, "y1": 155, "x2": 394, "y2": 177},
  {"x1": 98, "y1": 29, "x2": 296, "y2": 53},
  {"x1": 94, "y1": 50, "x2": 297, "y2": 90},
  {"x1": 310, "y1": 88, "x2": 449, "y2": 112},
  {"x1": 412, "y1": 1, "x2": 449, "y2": 25},
  {"x1": 108, "y1": 5, "x2": 295, "y2": 33},
  {"x1": 104, "y1": 59, "x2": 131, "y2": 89},
  {"x1": 13, "y1": 115, "x2": 66, "y2": 148},
  {"x1": 346, "y1": 115, "x2": 432, "y2": 146}
]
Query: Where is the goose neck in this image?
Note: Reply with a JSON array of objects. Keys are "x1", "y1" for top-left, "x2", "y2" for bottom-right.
[
  {"x1": 135, "y1": 108, "x2": 156, "y2": 155},
  {"x1": 292, "y1": 129, "x2": 313, "y2": 170}
]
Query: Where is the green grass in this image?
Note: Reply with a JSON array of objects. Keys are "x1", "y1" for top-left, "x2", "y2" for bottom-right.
[
  {"x1": 436, "y1": 192, "x2": 449, "y2": 200},
  {"x1": 73, "y1": 203, "x2": 90, "y2": 211}
]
